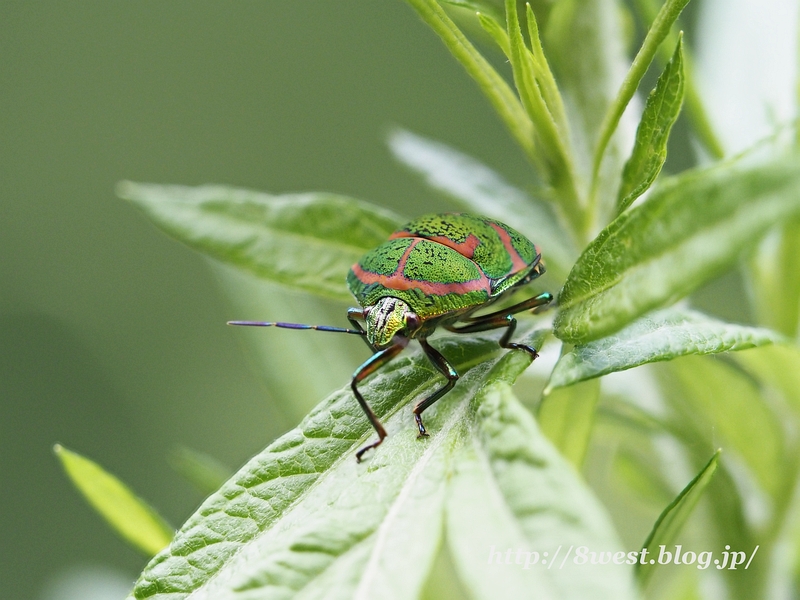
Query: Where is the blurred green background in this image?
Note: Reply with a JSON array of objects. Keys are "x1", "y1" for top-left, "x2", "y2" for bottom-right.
[{"x1": 0, "y1": 3, "x2": 538, "y2": 598}]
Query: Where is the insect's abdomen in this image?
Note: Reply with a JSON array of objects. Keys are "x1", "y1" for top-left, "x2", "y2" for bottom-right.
[
  {"x1": 347, "y1": 237, "x2": 491, "y2": 319},
  {"x1": 389, "y1": 213, "x2": 539, "y2": 292}
]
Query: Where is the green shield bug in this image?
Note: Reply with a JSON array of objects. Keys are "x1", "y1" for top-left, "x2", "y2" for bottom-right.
[{"x1": 229, "y1": 213, "x2": 552, "y2": 461}]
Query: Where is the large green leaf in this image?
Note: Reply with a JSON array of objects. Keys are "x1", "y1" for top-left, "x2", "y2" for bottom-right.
[
  {"x1": 446, "y1": 380, "x2": 637, "y2": 599},
  {"x1": 746, "y1": 219, "x2": 800, "y2": 337},
  {"x1": 658, "y1": 356, "x2": 786, "y2": 500},
  {"x1": 617, "y1": 36, "x2": 685, "y2": 213},
  {"x1": 537, "y1": 378, "x2": 600, "y2": 467},
  {"x1": 387, "y1": 129, "x2": 577, "y2": 279},
  {"x1": 55, "y1": 444, "x2": 173, "y2": 557},
  {"x1": 636, "y1": 450, "x2": 720, "y2": 584},
  {"x1": 555, "y1": 155, "x2": 800, "y2": 344},
  {"x1": 117, "y1": 182, "x2": 403, "y2": 302},
  {"x1": 129, "y1": 326, "x2": 559, "y2": 599},
  {"x1": 548, "y1": 307, "x2": 783, "y2": 390}
]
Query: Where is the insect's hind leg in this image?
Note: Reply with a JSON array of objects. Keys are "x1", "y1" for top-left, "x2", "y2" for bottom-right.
[
  {"x1": 447, "y1": 292, "x2": 553, "y2": 357},
  {"x1": 413, "y1": 338, "x2": 459, "y2": 437},
  {"x1": 351, "y1": 342, "x2": 405, "y2": 461}
]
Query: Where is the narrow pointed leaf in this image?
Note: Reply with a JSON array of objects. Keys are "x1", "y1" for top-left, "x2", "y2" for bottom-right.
[
  {"x1": 387, "y1": 129, "x2": 577, "y2": 279},
  {"x1": 592, "y1": 0, "x2": 691, "y2": 183},
  {"x1": 505, "y1": 0, "x2": 580, "y2": 222},
  {"x1": 548, "y1": 307, "x2": 783, "y2": 390},
  {"x1": 478, "y1": 11, "x2": 510, "y2": 57},
  {"x1": 537, "y1": 378, "x2": 600, "y2": 467},
  {"x1": 441, "y1": 0, "x2": 504, "y2": 24},
  {"x1": 117, "y1": 181, "x2": 403, "y2": 302},
  {"x1": 54, "y1": 444, "x2": 173, "y2": 557},
  {"x1": 555, "y1": 155, "x2": 800, "y2": 344},
  {"x1": 525, "y1": 4, "x2": 569, "y2": 138},
  {"x1": 129, "y1": 326, "x2": 548, "y2": 600},
  {"x1": 617, "y1": 36, "x2": 685, "y2": 213},
  {"x1": 636, "y1": 450, "x2": 720, "y2": 584},
  {"x1": 446, "y1": 381, "x2": 637, "y2": 599}
]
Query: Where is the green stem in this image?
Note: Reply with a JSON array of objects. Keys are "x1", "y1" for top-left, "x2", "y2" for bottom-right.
[
  {"x1": 405, "y1": 0, "x2": 536, "y2": 160},
  {"x1": 632, "y1": 0, "x2": 725, "y2": 159}
]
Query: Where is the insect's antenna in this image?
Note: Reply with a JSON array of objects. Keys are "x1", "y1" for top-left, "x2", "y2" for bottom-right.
[{"x1": 227, "y1": 321, "x2": 366, "y2": 336}]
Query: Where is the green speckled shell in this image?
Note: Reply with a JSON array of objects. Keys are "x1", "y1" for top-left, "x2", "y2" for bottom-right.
[
  {"x1": 390, "y1": 213, "x2": 538, "y2": 291},
  {"x1": 347, "y1": 213, "x2": 543, "y2": 321},
  {"x1": 347, "y1": 238, "x2": 492, "y2": 320}
]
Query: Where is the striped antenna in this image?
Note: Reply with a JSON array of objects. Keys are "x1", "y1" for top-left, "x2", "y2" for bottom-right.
[{"x1": 227, "y1": 321, "x2": 366, "y2": 336}]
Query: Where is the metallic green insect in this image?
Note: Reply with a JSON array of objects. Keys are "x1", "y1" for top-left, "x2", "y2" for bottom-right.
[{"x1": 230, "y1": 213, "x2": 552, "y2": 461}]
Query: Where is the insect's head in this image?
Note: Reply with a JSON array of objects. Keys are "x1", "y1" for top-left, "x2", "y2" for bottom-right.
[{"x1": 364, "y1": 297, "x2": 421, "y2": 348}]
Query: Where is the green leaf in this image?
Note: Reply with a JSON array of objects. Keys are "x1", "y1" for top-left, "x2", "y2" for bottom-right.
[
  {"x1": 630, "y1": 0, "x2": 724, "y2": 159},
  {"x1": 733, "y1": 343, "x2": 800, "y2": 413},
  {"x1": 537, "y1": 378, "x2": 600, "y2": 467},
  {"x1": 441, "y1": 0, "x2": 504, "y2": 24},
  {"x1": 524, "y1": 4, "x2": 569, "y2": 141},
  {"x1": 555, "y1": 155, "x2": 800, "y2": 344},
  {"x1": 387, "y1": 128, "x2": 577, "y2": 279},
  {"x1": 543, "y1": 0, "x2": 638, "y2": 230},
  {"x1": 445, "y1": 380, "x2": 637, "y2": 599},
  {"x1": 658, "y1": 356, "x2": 786, "y2": 499},
  {"x1": 404, "y1": 0, "x2": 536, "y2": 159},
  {"x1": 116, "y1": 181, "x2": 403, "y2": 302},
  {"x1": 477, "y1": 11, "x2": 510, "y2": 57},
  {"x1": 129, "y1": 326, "x2": 550, "y2": 600},
  {"x1": 636, "y1": 450, "x2": 720, "y2": 584},
  {"x1": 505, "y1": 0, "x2": 582, "y2": 227},
  {"x1": 54, "y1": 444, "x2": 173, "y2": 557},
  {"x1": 547, "y1": 307, "x2": 783, "y2": 390},
  {"x1": 592, "y1": 0, "x2": 692, "y2": 187},
  {"x1": 746, "y1": 219, "x2": 800, "y2": 337},
  {"x1": 617, "y1": 35, "x2": 685, "y2": 213},
  {"x1": 169, "y1": 447, "x2": 232, "y2": 496}
]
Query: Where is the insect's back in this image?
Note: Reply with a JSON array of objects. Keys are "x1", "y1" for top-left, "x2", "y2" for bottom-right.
[
  {"x1": 389, "y1": 213, "x2": 539, "y2": 294},
  {"x1": 347, "y1": 236, "x2": 493, "y2": 320}
]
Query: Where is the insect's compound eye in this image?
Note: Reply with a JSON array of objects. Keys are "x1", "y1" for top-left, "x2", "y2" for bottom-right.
[{"x1": 405, "y1": 313, "x2": 421, "y2": 333}]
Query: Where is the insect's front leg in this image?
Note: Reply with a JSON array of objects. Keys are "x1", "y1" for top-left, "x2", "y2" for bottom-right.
[
  {"x1": 351, "y1": 342, "x2": 406, "y2": 462},
  {"x1": 446, "y1": 292, "x2": 553, "y2": 357},
  {"x1": 348, "y1": 307, "x2": 379, "y2": 353}
]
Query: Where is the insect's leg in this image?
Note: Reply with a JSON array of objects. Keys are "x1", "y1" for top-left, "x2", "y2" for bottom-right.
[
  {"x1": 413, "y1": 338, "x2": 459, "y2": 438},
  {"x1": 348, "y1": 307, "x2": 378, "y2": 352},
  {"x1": 352, "y1": 343, "x2": 406, "y2": 462},
  {"x1": 446, "y1": 292, "x2": 553, "y2": 357}
]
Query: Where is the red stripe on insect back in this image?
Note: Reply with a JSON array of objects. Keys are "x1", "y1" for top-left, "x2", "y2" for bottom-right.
[
  {"x1": 488, "y1": 223, "x2": 529, "y2": 272},
  {"x1": 390, "y1": 231, "x2": 482, "y2": 259},
  {"x1": 351, "y1": 264, "x2": 491, "y2": 295}
]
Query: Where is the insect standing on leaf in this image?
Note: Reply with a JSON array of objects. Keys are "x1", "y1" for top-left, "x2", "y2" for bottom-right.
[{"x1": 229, "y1": 213, "x2": 552, "y2": 461}]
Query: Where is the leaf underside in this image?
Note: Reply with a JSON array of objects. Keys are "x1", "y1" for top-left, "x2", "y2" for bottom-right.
[{"x1": 547, "y1": 306, "x2": 783, "y2": 390}]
